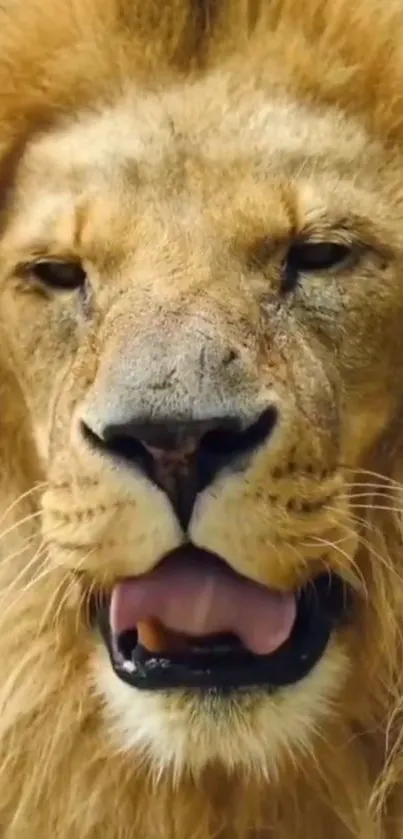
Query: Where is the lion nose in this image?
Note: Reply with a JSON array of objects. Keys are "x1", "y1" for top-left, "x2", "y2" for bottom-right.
[
  {"x1": 81, "y1": 409, "x2": 277, "y2": 529},
  {"x1": 79, "y1": 309, "x2": 278, "y2": 529}
]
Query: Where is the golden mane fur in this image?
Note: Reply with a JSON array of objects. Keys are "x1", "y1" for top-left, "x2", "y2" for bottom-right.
[{"x1": 2, "y1": 0, "x2": 403, "y2": 837}]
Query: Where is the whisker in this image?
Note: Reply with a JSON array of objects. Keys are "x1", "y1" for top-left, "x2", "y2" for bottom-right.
[
  {"x1": 46, "y1": 549, "x2": 96, "y2": 632},
  {"x1": 346, "y1": 504, "x2": 403, "y2": 513},
  {"x1": 0, "y1": 540, "x2": 50, "y2": 598},
  {"x1": 0, "y1": 520, "x2": 65, "y2": 578},
  {"x1": 0, "y1": 482, "x2": 47, "y2": 527},
  {"x1": 326, "y1": 512, "x2": 403, "y2": 589},
  {"x1": 38, "y1": 568, "x2": 78, "y2": 635},
  {"x1": 343, "y1": 482, "x2": 399, "y2": 490},
  {"x1": 302, "y1": 533, "x2": 353, "y2": 549},
  {"x1": 306, "y1": 534, "x2": 366, "y2": 592},
  {"x1": 0, "y1": 530, "x2": 42, "y2": 568},
  {"x1": 0, "y1": 509, "x2": 44, "y2": 544},
  {"x1": 339, "y1": 492, "x2": 401, "y2": 501},
  {"x1": 341, "y1": 467, "x2": 403, "y2": 491},
  {"x1": 0, "y1": 550, "x2": 56, "y2": 626}
]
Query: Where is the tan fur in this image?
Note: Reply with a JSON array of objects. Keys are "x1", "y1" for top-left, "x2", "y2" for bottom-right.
[{"x1": 2, "y1": 0, "x2": 403, "y2": 836}]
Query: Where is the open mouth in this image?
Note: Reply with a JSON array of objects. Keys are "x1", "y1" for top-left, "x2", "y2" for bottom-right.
[{"x1": 92, "y1": 546, "x2": 351, "y2": 692}]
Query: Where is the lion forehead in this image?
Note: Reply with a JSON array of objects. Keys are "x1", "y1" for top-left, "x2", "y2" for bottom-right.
[{"x1": 24, "y1": 77, "x2": 371, "y2": 188}]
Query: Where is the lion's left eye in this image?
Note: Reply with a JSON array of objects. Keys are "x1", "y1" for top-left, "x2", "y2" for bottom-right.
[
  {"x1": 27, "y1": 259, "x2": 86, "y2": 290},
  {"x1": 289, "y1": 242, "x2": 352, "y2": 272},
  {"x1": 283, "y1": 242, "x2": 353, "y2": 292}
]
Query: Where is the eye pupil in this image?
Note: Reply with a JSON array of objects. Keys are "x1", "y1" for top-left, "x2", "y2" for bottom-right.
[
  {"x1": 283, "y1": 242, "x2": 352, "y2": 292},
  {"x1": 30, "y1": 260, "x2": 86, "y2": 290}
]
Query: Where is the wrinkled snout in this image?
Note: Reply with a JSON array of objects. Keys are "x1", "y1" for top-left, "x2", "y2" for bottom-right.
[{"x1": 80, "y1": 303, "x2": 278, "y2": 527}]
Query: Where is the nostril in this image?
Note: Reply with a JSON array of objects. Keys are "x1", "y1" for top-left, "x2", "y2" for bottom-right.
[
  {"x1": 199, "y1": 408, "x2": 277, "y2": 458},
  {"x1": 197, "y1": 407, "x2": 278, "y2": 490},
  {"x1": 80, "y1": 420, "x2": 102, "y2": 451},
  {"x1": 80, "y1": 419, "x2": 156, "y2": 481}
]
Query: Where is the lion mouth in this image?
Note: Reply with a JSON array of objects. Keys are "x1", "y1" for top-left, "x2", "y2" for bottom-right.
[{"x1": 93, "y1": 546, "x2": 351, "y2": 692}]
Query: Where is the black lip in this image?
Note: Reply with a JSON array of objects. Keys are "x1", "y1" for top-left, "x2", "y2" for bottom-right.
[{"x1": 93, "y1": 572, "x2": 352, "y2": 693}]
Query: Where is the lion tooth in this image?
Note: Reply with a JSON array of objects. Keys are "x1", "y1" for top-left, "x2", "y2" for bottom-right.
[{"x1": 121, "y1": 659, "x2": 136, "y2": 674}]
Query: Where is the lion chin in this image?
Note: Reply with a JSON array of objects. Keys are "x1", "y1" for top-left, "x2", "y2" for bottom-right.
[{"x1": 2, "y1": 0, "x2": 403, "y2": 837}]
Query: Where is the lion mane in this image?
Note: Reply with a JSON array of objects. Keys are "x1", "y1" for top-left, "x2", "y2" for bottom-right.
[{"x1": 1, "y1": 1, "x2": 403, "y2": 837}]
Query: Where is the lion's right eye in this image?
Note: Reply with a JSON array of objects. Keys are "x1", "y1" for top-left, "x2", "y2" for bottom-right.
[
  {"x1": 281, "y1": 241, "x2": 355, "y2": 293},
  {"x1": 26, "y1": 259, "x2": 86, "y2": 290}
]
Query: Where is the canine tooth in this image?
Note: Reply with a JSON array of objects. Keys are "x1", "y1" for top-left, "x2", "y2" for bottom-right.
[{"x1": 137, "y1": 620, "x2": 169, "y2": 653}]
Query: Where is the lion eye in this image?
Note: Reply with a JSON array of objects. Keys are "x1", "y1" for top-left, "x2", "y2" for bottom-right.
[
  {"x1": 28, "y1": 259, "x2": 86, "y2": 290},
  {"x1": 283, "y1": 242, "x2": 353, "y2": 292},
  {"x1": 289, "y1": 242, "x2": 351, "y2": 272}
]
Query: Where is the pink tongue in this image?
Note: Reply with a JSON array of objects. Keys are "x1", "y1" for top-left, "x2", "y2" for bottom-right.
[{"x1": 110, "y1": 549, "x2": 296, "y2": 656}]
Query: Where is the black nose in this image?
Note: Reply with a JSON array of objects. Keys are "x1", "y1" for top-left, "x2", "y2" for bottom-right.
[{"x1": 81, "y1": 409, "x2": 277, "y2": 529}]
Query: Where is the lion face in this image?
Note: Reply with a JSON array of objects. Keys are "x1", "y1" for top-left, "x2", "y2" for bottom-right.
[{"x1": 2, "y1": 71, "x2": 403, "y2": 778}]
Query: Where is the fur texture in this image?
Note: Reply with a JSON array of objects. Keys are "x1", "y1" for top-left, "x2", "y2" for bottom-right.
[{"x1": 2, "y1": 0, "x2": 403, "y2": 837}]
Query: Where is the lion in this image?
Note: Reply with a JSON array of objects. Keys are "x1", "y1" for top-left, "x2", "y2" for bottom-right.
[{"x1": 2, "y1": 0, "x2": 403, "y2": 835}]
